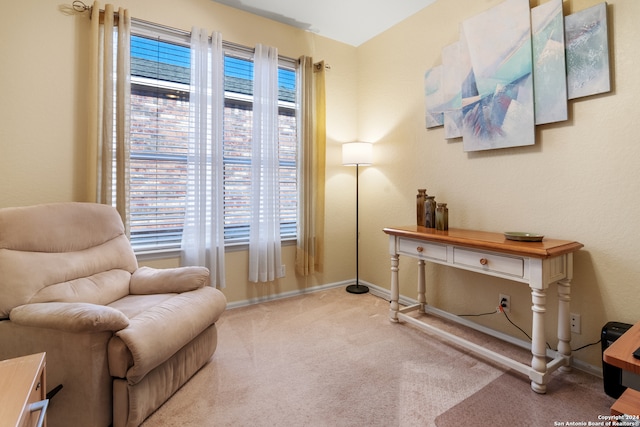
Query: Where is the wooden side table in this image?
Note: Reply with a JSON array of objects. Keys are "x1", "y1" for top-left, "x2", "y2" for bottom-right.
[
  {"x1": 0, "y1": 352, "x2": 48, "y2": 427},
  {"x1": 604, "y1": 321, "x2": 640, "y2": 417},
  {"x1": 384, "y1": 226, "x2": 583, "y2": 394}
]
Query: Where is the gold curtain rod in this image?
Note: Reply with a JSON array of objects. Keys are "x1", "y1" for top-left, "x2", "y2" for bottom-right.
[
  {"x1": 315, "y1": 62, "x2": 331, "y2": 71},
  {"x1": 70, "y1": 0, "x2": 328, "y2": 69},
  {"x1": 72, "y1": 1, "x2": 121, "y2": 24}
]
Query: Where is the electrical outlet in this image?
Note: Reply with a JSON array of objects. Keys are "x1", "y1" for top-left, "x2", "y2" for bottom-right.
[
  {"x1": 571, "y1": 313, "x2": 581, "y2": 334},
  {"x1": 280, "y1": 264, "x2": 286, "y2": 276},
  {"x1": 499, "y1": 294, "x2": 510, "y2": 313}
]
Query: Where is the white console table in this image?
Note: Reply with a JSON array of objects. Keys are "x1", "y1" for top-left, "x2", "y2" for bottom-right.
[{"x1": 383, "y1": 226, "x2": 583, "y2": 394}]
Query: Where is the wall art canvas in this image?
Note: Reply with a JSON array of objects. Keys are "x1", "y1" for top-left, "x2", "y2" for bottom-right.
[
  {"x1": 425, "y1": 65, "x2": 444, "y2": 128},
  {"x1": 442, "y1": 41, "x2": 464, "y2": 139},
  {"x1": 458, "y1": 28, "x2": 475, "y2": 122},
  {"x1": 460, "y1": 0, "x2": 534, "y2": 152},
  {"x1": 565, "y1": 2, "x2": 610, "y2": 100},
  {"x1": 531, "y1": 0, "x2": 568, "y2": 125}
]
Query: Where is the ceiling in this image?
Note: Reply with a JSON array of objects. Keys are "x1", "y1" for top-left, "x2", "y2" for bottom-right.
[{"x1": 211, "y1": 0, "x2": 438, "y2": 46}]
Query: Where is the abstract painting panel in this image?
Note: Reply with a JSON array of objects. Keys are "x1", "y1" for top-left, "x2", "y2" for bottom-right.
[
  {"x1": 425, "y1": 65, "x2": 444, "y2": 128},
  {"x1": 460, "y1": 0, "x2": 534, "y2": 152},
  {"x1": 565, "y1": 2, "x2": 610, "y2": 100},
  {"x1": 442, "y1": 41, "x2": 463, "y2": 139},
  {"x1": 458, "y1": 28, "x2": 475, "y2": 112},
  {"x1": 532, "y1": 0, "x2": 568, "y2": 125}
]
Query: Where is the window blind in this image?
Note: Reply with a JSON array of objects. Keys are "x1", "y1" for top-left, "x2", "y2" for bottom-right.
[
  {"x1": 127, "y1": 28, "x2": 298, "y2": 254},
  {"x1": 130, "y1": 35, "x2": 190, "y2": 252}
]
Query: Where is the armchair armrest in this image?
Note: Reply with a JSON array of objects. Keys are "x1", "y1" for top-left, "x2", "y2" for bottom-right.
[
  {"x1": 9, "y1": 302, "x2": 129, "y2": 333},
  {"x1": 130, "y1": 266, "x2": 210, "y2": 295}
]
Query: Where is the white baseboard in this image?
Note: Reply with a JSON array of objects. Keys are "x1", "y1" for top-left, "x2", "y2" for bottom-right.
[{"x1": 225, "y1": 281, "x2": 348, "y2": 310}]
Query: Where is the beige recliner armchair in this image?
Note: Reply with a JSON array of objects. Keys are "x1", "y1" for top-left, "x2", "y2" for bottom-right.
[{"x1": 0, "y1": 202, "x2": 227, "y2": 427}]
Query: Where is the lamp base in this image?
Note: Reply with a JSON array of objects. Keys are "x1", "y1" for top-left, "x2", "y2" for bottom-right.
[{"x1": 346, "y1": 283, "x2": 369, "y2": 294}]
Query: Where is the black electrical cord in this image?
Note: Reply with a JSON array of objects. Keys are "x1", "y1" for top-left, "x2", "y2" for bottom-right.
[
  {"x1": 500, "y1": 305, "x2": 538, "y2": 344},
  {"x1": 501, "y1": 306, "x2": 603, "y2": 352},
  {"x1": 454, "y1": 301, "x2": 602, "y2": 353},
  {"x1": 572, "y1": 339, "x2": 601, "y2": 352},
  {"x1": 458, "y1": 310, "x2": 499, "y2": 317}
]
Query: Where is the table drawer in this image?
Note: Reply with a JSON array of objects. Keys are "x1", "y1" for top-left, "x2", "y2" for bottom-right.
[
  {"x1": 453, "y1": 248, "x2": 524, "y2": 277},
  {"x1": 398, "y1": 238, "x2": 447, "y2": 261}
]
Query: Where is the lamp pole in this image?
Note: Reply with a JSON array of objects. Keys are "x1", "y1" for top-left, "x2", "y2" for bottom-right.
[
  {"x1": 346, "y1": 162, "x2": 368, "y2": 294},
  {"x1": 342, "y1": 141, "x2": 372, "y2": 294}
]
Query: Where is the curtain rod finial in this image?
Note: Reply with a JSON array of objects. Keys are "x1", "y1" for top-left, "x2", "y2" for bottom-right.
[
  {"x1": 314, "y1": 62, "x2": 331, "y2": 71},
  {"x1": 72, "y1": 0, "x2": 91, "y2": 13}
]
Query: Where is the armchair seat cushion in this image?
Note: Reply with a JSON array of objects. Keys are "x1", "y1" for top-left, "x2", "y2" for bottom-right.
[{"x1": 108, "y1": 286, "x2": 226, "y2": 384}]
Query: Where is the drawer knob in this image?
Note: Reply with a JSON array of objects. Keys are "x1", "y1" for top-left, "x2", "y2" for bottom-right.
[
  {"x1": 416, "y1": 246, "x2": 424, "y2": 253},
  {"x1": 479, "y1": 258, "x2": 488, "y2": 265}
]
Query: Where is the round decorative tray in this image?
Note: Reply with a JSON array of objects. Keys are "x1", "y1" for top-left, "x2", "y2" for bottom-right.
[{"x1": 504, "y1": 232, "x2": 544, "y2": 242}]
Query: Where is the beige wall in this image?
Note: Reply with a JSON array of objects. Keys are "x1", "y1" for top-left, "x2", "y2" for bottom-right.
[
  {"x1": 357, "y1": 0, "x2": 640, "y2": 368},
  {"x1": 2, "y1": 0, "x2": 638, "y2": 369},
  {"x1": 0, "y1": 0, "x2": 358, "y2": 305}
]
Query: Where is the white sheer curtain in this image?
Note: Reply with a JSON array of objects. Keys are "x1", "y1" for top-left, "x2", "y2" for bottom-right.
[
  {"x1": 248, "y1": 44, "x2": 283, "y2": 283},
  {"x1": 180, "y1": 28, "x2": 226, "y2": 288},
  {"x1": 88, "y1": 2, "x2": 131, "y2": 233}
]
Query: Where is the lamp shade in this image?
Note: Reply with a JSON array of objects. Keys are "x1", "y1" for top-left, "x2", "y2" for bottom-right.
[{"x1": 342, "y1": 142, "x2": 373, "y2": 166}]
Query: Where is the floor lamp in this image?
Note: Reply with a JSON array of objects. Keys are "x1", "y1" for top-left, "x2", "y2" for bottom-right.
[{"x1": 342, "y1": 142, "x2": 373, "y2": 294}]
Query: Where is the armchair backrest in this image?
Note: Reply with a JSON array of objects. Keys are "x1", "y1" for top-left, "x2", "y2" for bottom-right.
[{"x1": 0, "y1": 202, "x2": 138, "y2": 318}]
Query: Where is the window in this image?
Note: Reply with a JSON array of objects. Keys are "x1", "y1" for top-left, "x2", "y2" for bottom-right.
[{"x1": 128, "y1": 29, "x2": 298, "y2": 254}]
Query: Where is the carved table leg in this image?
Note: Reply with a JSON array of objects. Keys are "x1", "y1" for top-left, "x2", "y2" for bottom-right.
[
  {"x1": 390, "y1": 253, "x2": 400, "y2": 322},
  {"x1": 417, "y1": 259, "x2": 426, "y2": 313},
  {"x1": 530, "y1": 287, "x2": 548, "y2": 394},
  {"x1": 557, "y1": 277, "x2": 572, "y2": 372}
]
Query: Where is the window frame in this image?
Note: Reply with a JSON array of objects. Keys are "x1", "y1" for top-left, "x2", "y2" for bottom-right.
[{"x1": 127, "y1": 23, "x2": 299, "y2": 258}]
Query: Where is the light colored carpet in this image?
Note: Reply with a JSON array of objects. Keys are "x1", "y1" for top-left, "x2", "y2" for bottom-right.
[
  {"x1": 435, "y1": 369, "x2": 612, "y2": 426},
  {"x1": 141, "y1": 287, "x2": 614, "y2": 426}
]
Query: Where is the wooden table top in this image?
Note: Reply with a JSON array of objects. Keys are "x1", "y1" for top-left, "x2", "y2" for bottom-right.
[
  {"x1": 383, "y1": 226, "x2": 584, "y2": 259},
  {"x1": 604, "y1": 322, "x2": 640, "y2": 374}
]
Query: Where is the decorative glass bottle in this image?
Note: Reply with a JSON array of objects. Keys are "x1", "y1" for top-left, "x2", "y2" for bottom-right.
[
  {"x1": 416, "y1": 189, "x2": 427, "y2": 226},
  {"x1": 435, "y1": 203, "x2": 448, "y2": 231},
  {"x1": 424, "y1": 196, "x2": 436, "y2": 228}
]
